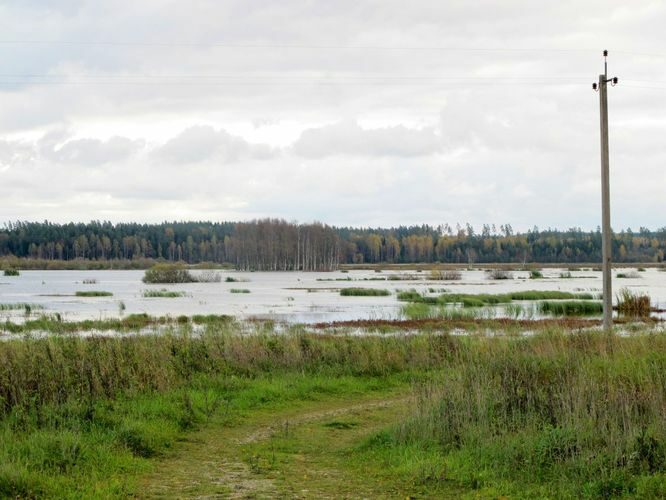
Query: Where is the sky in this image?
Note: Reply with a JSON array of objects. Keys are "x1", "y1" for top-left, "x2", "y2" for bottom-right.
[{"x1": 0, "y1": 0, "x2": 665, "y2": 231}]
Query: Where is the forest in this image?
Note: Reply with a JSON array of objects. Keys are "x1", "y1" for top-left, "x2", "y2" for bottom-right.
[{"x1": 1, "y1": 220, "x2": 665, "y2": 270}]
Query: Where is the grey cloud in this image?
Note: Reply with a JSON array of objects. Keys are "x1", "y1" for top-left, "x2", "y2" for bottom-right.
[
  {"x1": 43, "y1": 135, "x2": 144, "y2": 166},
  {"x1": 292, "y1": 121, "x2": 442, "y2": 158},
  {"x1": 153, "y1": 125, "x2": 276, "y2": 164}
]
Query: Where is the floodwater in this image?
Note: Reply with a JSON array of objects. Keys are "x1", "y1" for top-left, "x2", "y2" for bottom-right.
[{"x1": 0, "y1": 268, "x2": 664, "y2": 324}]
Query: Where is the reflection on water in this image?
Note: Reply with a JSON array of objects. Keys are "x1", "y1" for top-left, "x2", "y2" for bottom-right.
[{"x1": 0, "y1": 268, "x2": 664, "y2": 324}]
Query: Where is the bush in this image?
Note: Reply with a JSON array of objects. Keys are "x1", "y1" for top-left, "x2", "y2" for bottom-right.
[
  {"x1": 3, "y1": 268, "x2": 19, "y2": 277},
  {"x1": 143, "y1": 264, "x2": 195, "y2": 284},
  {"x1": 487, "y1": 269, "x2": 513, "y2": 280}
]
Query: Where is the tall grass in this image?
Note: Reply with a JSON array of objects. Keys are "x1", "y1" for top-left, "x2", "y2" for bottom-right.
[
  {"x1": 0, "y1": 326, "x2": 444, "y2": 497},
  {"x1": 538, "y1": 300, "x2": 603, "y2": 316},
  {"x1": 3, "y1": 268, "x2": 20, "y2": 276},
  {"x1": 388, "y1": 331, "x2": 666, "y2": 496},
  {"x1": 340, "y1": 288, "x2": 391, "y2": 297},
  {"x1": 616, "y1": 288, "x2": 651, "y2": 317},
  {"x1": 230, "y1": 288, "x2": 251, "y2": 294},
  {"x1": 0, "y1": 303, "x2": 43, "y2": 312}
]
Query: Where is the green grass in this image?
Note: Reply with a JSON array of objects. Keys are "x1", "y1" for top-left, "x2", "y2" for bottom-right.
[
  {"x1": 360, "y1": 331, "x2": 666, "y2": 497},
  {"x1": 229, "y1": 288, "x2": 251, "y2": 294},
  {"x1": 538, "y1": 300, "x2": 603, "y2": 316},
  {"x1": 529, "y1": 269, "x2": 544, "y2": 279},
  {"x1": 340, "y1": 288, "x2": 390, "y2": 297},
  {"x1": 0, "y1": 303, "x2": 43, "y2": 312},
  {"x1": 142, "y1": 289, "x2": 185, "y2": 298},
  {"x1": 3, "y1": 268, "x2": 19, "y2": 276},
  {"x1": 0, "y1": 326, "x2": 441, "y2": 497},
  {"x1": 75, "y1": 291, "x2": 113, "y2": 297}
]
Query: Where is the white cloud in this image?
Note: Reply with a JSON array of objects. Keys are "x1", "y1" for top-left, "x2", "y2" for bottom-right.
[
  {"x1": 152, "y1": 125, "x2": 275, "y2": 164},
  {"x1": 292, "y1": 120, "x2": 442, "y2": 158}
]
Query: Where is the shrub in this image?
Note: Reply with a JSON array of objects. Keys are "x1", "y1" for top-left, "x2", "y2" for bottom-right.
[
  {"x1": 487, "y1": 269, "x2": 513, "y2": 280},
  {"x1": 3, "y1": 268, "x2": 19, "y2": 277},
  {"x1": 429, "y1": 269, "x2": 462, "y2": 281},
  {"x1": 143, "y1": 264, "x2": 195, "y2": 284},
  {"x1": 529, "y1": 270, "x2": 544, "y2": 279}
]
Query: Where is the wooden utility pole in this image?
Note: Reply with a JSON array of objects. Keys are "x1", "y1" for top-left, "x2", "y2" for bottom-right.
[{"x1": 593, "y1": 50, "x2": 618, "y2": 332}]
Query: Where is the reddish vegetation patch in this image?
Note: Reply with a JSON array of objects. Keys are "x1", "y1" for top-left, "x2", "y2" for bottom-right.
[{"x1": 310, "y1": 317, "x2": 605, "y2": 330}]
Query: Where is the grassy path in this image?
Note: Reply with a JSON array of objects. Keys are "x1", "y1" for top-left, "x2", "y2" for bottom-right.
[{"x1": 137, "y1": 391, "x2": 419, "y2": 498}]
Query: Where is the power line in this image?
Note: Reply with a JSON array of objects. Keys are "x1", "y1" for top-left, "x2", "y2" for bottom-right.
[{"x1": 0, "y1": 40, "x2": 661, "y2": 58}]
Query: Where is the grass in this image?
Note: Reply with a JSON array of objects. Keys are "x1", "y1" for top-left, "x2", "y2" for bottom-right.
[
  {"x1": 0, "y1": 303, "x2": 43, "y2": 313},
  {"x1": 559, "y1": 271, "x2": 573, "y2": 278},
  {"x1": 398, "y1": 290, "x2": 594, "y2": 307},
  {"x1": 0, "y1": 325, "x2": 441, "y2": 497},
  {"x1": 529, "y1": 269, "x2": 544, "y2": 279},
  {"x1": 75, "y1": 290, "x2": 113, "y2": 297},
  {"x1": 365, "y1": 331, "x2": 666, "y2": 497},
  {"x1": 3, "y1": 268, "x2": 19, "y2": 276},
  {"x1": 142, "y1": 289, "x2": 186, "y2": 298},
  {"x1": 340, "y1": 288, "x2": 390, "y2": 297},
  {"x1": 229, "y1": 288, "x2": 251, "y2": 294},
  {"x1": 1, "y1": 322, "x2": 666, "y2": 497},
  {"x1": 538, "y1": 300, "x2": 603, "y2": 316},
  {"x1": 616, "y1": 288, "x2": 651, "y2": 317}
]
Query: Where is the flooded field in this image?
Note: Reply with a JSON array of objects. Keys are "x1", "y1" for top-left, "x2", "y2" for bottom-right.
[{"x1": 0, "y1": 267, "x2": 664, "y2": 324}]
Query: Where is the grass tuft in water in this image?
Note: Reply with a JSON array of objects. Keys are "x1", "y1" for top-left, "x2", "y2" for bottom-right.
[
  {"x1": 142, "y1": 289, "x2": 185, "y2": 298},
  {"x1": 75, "y1": 291, "x2": 113, "y2": 297},
  {"x1": 340, "y1": 288, "x2": 390, "y2": 297}
]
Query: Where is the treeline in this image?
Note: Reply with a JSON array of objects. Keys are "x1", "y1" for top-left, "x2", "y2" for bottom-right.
[{"x1": 1, "y1": 220, "x2": 666, "y2": 269}]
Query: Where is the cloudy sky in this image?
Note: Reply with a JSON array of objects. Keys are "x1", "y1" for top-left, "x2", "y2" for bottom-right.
[{"x1": 0, "y1": 1, "x2": 664, "y2": 230}]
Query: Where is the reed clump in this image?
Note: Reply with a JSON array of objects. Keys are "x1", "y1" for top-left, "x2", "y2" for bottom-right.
[
  {"x1": 3, "y1": 268, "x2": 20, "y2": 276},
  {"x1": 229, "y1": 288, "x2": 251, "y2": 294},
  {"x1": 616, "y1": 288, "x2": 651, "y2": 317},
  {"x1": 529, "y1": 269, "x2": 544, "y2": 279},
  {"x1": 340, "y1": 288, "x2": 390, "y2": 297}
]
